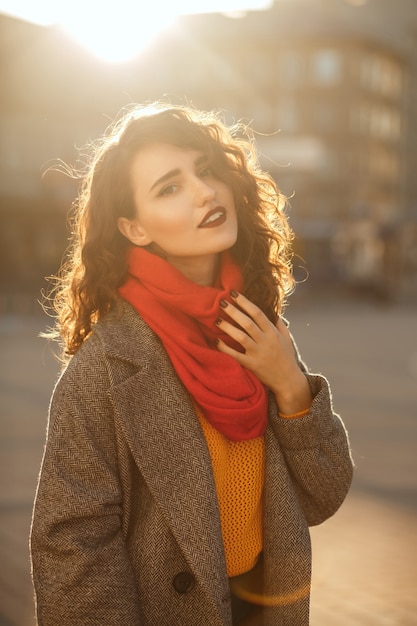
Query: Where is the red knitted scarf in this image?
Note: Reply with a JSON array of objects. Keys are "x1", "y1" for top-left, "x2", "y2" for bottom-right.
[{"x1": 118, "y1": 247, "x2": 268, "y2": 441}]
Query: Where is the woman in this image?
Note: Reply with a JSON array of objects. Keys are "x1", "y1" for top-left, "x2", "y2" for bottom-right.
[{"x1": 30, "y1": 103, "x2": 353, "y2": 626}]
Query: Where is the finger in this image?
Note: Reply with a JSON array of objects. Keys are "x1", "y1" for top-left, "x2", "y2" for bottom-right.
[
  {"x1": 216, "y1": 337, "x2": 249, "y2": 366},
  {"x1": 216, "y1": 317, "x2": 258, "y2": 351},
  {"x1": 222, "y1": 297, "x2": 272, "y2": 341},
  {"x1": 229, "y1": 291, "x2": 272, "y2": 332}
]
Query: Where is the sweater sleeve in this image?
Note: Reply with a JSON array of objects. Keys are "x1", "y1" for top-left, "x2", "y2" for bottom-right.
[{"x1": 30, "y1": 334, "x2": 142, "y2": 626}]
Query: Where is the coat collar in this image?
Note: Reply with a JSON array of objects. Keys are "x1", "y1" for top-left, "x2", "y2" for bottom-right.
[
  {"x1": 95, "y1": 300, "x2": 230, "y2": 615},
  {"x1": 96, "y1": 299, "x2": 158, "y2": 367}
]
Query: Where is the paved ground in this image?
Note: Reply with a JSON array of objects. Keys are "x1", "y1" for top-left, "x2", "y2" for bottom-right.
[{"x1": 0, "y1": 294, "x2": 416, "y2": 625}]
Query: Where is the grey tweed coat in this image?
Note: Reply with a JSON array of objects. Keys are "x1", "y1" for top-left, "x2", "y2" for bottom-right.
[{"x1": 31, "y1": 300, "x2": 353, "y2": 626}]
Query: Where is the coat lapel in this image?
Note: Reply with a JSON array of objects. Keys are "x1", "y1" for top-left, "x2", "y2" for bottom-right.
[{"x1": 100, "y1": 303, "x2": 230, "y2": 615}]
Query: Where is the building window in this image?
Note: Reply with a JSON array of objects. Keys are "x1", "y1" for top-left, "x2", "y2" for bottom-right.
[
  {"x1": 369, "y1": 106, "x2": 402, "y2": 140},
  {"x1": 350, "y1": 104, "x2": 401, "y2": 141},
  {"x1": 311, "y1": 50, "x2": 342, "y2": 84},
  {"x1": 280, "y1": 51, "x2": 305, "y2": 85},
  {"x1": 361, "y1": 55, "x2": 403, "y2": 97}
]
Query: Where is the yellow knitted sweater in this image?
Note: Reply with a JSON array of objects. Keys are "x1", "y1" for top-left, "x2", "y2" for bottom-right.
[{"x1": 195, "y1": 404, "x2": 265, "y2": 577}]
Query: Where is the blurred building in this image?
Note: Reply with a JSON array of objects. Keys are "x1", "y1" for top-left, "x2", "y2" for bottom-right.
[
  {"x1": 197, "y1": 34, "x2": 408, "y2": 287},
  {"x1": 0, "y1": 0, "x2": 416, "y2": 306}
]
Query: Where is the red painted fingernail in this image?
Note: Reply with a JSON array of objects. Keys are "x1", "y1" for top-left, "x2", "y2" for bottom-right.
[
  {"x1": 215, "y1": 317, "x2": 223, "y2": 325},
  {"x1": 220, "y1": 299, "x2": 228, "y2": 308},
  {"x1": 230, "y1": 290, "x2": 239, "y2": 298}
]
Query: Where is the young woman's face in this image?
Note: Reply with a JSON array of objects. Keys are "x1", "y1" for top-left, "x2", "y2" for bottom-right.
[{"x1": 118, "y1": 143, "x2": 238, "y2": 285}]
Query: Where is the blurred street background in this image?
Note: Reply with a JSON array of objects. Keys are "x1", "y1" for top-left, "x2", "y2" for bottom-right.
[{"x1": 0, "y1": 0, "x2": 416, "y2": 624}]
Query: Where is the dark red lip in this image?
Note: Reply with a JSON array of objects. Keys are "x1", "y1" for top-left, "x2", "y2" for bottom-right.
[{"x1": 198, "y1": 207, "x2": 226, "y2": 228}]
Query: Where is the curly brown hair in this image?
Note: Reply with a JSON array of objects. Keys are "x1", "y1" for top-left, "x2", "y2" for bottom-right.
[{"x1": 48, "y1": 102, "x2": 295, "y2": 357}]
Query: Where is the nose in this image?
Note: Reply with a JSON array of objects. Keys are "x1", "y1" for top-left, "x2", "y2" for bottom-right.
[{"x1": 192, "y1": 176, "x2": 216, "y2": 206}]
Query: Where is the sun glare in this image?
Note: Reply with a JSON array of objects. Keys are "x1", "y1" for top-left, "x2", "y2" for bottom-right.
[
  {"x1": 59, "y1": 5, "x2": 175, "y2": 63},
  {"x1": 0, "y1": 1, "x2": 273, "y2": 63}
]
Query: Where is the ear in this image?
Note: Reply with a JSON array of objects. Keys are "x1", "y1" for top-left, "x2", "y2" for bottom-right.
[{"x1": 117, "y1": 217, "x2": 152, "y2": 246}]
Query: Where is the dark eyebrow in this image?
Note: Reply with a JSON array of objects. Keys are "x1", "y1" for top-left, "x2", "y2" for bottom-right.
[
  {"x1": 195, "y1": 153, "x2": 208, "y2": 167},
  {"x1": 149, "y1": 153, "x2": 208, "y2": 192},
  {"x1": 149, "y1": 168, "x2": 181, "y2": 192}
]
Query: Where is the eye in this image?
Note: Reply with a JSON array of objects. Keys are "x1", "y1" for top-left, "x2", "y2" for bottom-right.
[
  {"x1": 158, "y1": 183, "x2": 177, "y2": 197},
  {"x1": 199, "y1": 166, "x2": 213, "y2": 178}
]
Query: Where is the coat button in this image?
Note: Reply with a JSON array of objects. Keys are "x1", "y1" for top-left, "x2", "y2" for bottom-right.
[{"x1": 173, "y1": 571, "x2": 196, "y2": 594}]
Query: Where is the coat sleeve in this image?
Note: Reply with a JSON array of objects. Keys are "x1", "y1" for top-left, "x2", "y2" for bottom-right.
[
  {"x1": 30, "y1": 334, "x2": 142, "y2": 625},
  {"x1": 269, "y1": 334, "x2": 354, "y2": 526}
]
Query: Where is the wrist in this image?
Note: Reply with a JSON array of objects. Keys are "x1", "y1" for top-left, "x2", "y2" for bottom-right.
[{"x1": 273, "y1": 371, "x2": 312, "y2": 416}]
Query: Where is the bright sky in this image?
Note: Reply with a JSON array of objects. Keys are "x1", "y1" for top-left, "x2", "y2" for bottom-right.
[{"x1": 0, "y1": 1, "x2": 273, "y2": 62}]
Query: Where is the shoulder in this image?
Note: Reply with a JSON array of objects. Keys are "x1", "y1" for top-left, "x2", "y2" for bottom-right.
[
  {"x1": 94, "y1": 299, "x2": 162, "y2": 364},
  {"x1": 47, "y1": 303, "x2": 139, "y2": 418},
  {"x1": 67, "y1": 300, "x2": 154, "y2": 365},
  {"x1": 55, "y1": 300, "x2": 162, "y2": 392}
]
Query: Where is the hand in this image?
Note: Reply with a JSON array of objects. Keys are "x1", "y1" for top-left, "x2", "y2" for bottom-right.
[{"x1": 216, "y1": 291, "x2": 312, "y2": 415}]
